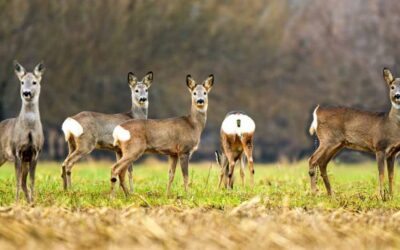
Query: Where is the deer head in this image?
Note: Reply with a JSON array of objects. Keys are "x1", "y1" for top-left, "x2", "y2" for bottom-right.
[
  {"x1": 14, "y1": 61, "x2": 45, "y2": 103},
  {"x1": 384, "y1": 68, "x2": 400, "y2": 109},
  {"x1": 128, "y1": 71, "x2": 153, "y2": 108},
  {"x1": 186, "y1": 74, "x2": 214, "y2": 112}
]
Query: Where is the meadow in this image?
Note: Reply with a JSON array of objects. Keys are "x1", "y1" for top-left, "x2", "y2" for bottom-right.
[{"x1": 1, "y1": 160, "x2": 400, "y2": 249}]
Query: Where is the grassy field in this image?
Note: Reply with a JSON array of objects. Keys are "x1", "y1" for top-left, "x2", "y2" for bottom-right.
[{"x1": 1, "y1": 160, "x2": 400, "y2": 249}]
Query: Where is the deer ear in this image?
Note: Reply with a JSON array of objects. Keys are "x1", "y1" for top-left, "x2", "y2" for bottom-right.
[
  {"x1": 215, "y1": 151, "x2": 221, "y2": 166},
  {"x1": 186, "y1": 74, "x2": 196, "y2": 90},
  {"x1": 128, "y1": 72, "x2": 137, "y2": 87},
  {"x1": 34, "y1": 61, "x2": 45, "y2": 78},
  {"x1": 203, "y1": 74, "x2": 214, "y2": 91},
  {"x1": 143, "y1": 71, "x2": 153, "y2": 87},
  {"x1": 384, "y1": 68, "x2": 394, "y2": 85},
  {"x1": 14, "y1": 60, "x2": 26, "y2": 80}
]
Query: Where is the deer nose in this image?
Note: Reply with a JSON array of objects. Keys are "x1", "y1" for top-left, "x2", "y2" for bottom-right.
[
  {"x1": 395, "y1": 94, "x2": 400, "y2": 100},
  {"x1": 196, "y1": 99, "x2": 205, "y2": 105},
  {"x1": 23, "y1": 91, "x2": 32, "y2": 97},
  {"x1": 139, "y1": 97, "x2": 147, "y2": 103}
]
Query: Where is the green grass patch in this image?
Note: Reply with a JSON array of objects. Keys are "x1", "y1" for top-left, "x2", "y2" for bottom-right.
[{"x1": 0, "y1": 160, "x2": 398, "y2": 210}]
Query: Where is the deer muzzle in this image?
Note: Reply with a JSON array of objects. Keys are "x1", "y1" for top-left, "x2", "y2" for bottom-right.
[
  {"x1": 139, "y1": 97, "x2": 147, "y2": 104},
  {"x1": 22, "y1": 91, "x2": 32, "y2": 99}
]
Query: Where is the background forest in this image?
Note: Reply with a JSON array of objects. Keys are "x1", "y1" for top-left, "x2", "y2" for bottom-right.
[{"x1": 0, "y1": 0, "x2": 399, "y2": 161}]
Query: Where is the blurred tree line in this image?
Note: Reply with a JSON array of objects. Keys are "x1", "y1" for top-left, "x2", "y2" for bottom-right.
[{"x1": 0, "y1": 0, "x2": 399, "y2": 162}]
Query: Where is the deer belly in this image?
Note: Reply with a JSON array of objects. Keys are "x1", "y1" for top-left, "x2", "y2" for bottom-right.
[
  {"x1": 344, "y1": 140, "x2": 373, "y2": 153},
  {"x1": 96, "y1": 132, "x2": 115, "y2": 150}
]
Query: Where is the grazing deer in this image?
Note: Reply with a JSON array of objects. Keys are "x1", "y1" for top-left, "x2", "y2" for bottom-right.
[
  {"x1": 215, "y1": 111, "x2": 255, "y2": 189},
  {"x1": 111, "y1": 74, "x2": 214, "y2": 196},
  {"x1": 61, "y1": 72, "x2": 153, "y2": 191},
  {"x1": 309, "y1": 68, "x2": 400, "y2": 199},
  {"x1": 0, "y1": 61, "x2": 45, "y2": 203}
]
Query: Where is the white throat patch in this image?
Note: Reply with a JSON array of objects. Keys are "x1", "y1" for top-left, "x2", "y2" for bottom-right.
[{"x1": 392, "y1": 101, "x2": 400, "y2": 110}]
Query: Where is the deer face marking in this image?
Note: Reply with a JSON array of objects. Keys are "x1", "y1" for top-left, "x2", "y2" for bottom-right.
[
  {"x1": 384, "y1": 68, "x2": 400, "y2": 108},
  {"x1": 186, "y1": 74, "x2": 214, "y2": 112},
  {"x1": 14, "y1": 61, "x2": 45, "y2": 103},
  {"x1": 128, "y1": 71, "x2": 153, "y2": 108}
]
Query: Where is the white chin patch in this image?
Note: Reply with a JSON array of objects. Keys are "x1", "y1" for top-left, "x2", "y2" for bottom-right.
[
  {"x1": 61, "y1": 118, "x2": 83, "y2": 141},
  {"x1": 113, "y1": 125, "x2": 131, "y2": 146},
  {"x1": 392, "y1": 101, "x2": 400, "y2": 110},
  {"x1": 221, "y1": 114, "x2": 255, "y2": 135}
]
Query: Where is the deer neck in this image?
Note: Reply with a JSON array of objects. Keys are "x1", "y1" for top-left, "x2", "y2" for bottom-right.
[
  {"x1": 18, "y1": 100, "x2": 41, "y2": 128},
  {"x1": 131, "y1": 102, "x2": 148, "y2": 119},
  {"x1": 189, "y1": 104, "x2": 207, "y2": 131}
]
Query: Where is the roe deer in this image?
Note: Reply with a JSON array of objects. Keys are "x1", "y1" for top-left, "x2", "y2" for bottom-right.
[
  {"x1": 0, "y1": 61, "x2": 45, "y2": 203},
  {"x1": 309, "y1": 68, "x2": 400, "y2": 199},
  {"x1": 111, "y1": 74, "x2": 214, "y2": 196},
  {"x1": 61, "y1": 72, "x2": 153, "y2": 191},
  {"x1": 215, "y1": 111, "x2": 255, "y2": 189}
]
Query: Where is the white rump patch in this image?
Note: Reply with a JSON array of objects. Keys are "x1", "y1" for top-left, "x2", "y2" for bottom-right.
[
  {"x1": 221, "y1": 113, "x2": 255, "y2": 136},
  {"x1": 309, "y1": 105, "x2": 319, "y2": 135},
  {"x1": 113, "y1": 125, "x2": 131, "y2": 146},
  {"x1": 61, "y1": 118, "x2": 83, "y2": 141}
]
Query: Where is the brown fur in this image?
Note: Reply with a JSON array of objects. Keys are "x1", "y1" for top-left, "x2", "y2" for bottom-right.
[
  {"x1": 309, "y1": 68, "x2": 400, "y2": 199},
  {"x1": 110, "y1": 75, "x2": 214, "y2": 197},
  {"x1": 61, "y1": 72, "x2": 153, "y2": 192},
  {"x1": 216, "y1": 132, "x2": 254, "y2": 189}
]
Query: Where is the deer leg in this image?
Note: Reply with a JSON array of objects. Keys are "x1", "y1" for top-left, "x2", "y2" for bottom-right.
[
  {"x1": 218, "y1": 168, "x2": 224, "y2": 189},
  {"x1": 29, "y1": 159, "x2": 37, "y2": 202},
  {"x1": 319, "y1": 163, "x2": 332, "y2": 196},
  {"x1": 21, "y1": 162, "x2": 31, "y2": 203},
  {"x1": 167, "y1": 156, "x2": 178, "y2": 195},
  {"x1": 239, "y1": 155, "x2": 246, "y2": 188},
  {"x1": 179, "y1": 154, "x2": 190, "y2": 192},
  {"x1": 128, "y1": 164, "x2": 134, "y2": 193},
  {"x1": 319, "y1": 145, "x2": 342, "y2": 196},
  {"x1": 116, "y1": 151, "x2": 135, "y2": 193},
  {"x1": 241, "y1": 137, "x2": 254, "y2": 188},
  {"x1": 63, "y1": 144, "x2": 94, "y2": 190},
  {"x1": 387, "y1": 156, "x2": 395, "y2": 196},
  {"x1": 14, "y1": 157, "x2": 22, "y2": 203},
  {"x1": 62, "y1": 138, "x2": 76, "y2": 190},
  {"x1": 310, "y1": 143, "x2": 341, "y2": 195},
  {"x1": 308, "y1": 145, "x2": 327, "y2": 194},
  {"x1": 376, "y1": 151, "x2": 386, "y2": 200},
  {"x1": 227, "y1": 160, "x2": 236, "y2": 190},
  {"x1": 115, "y1": 151, "x2": 129, "y2": 196},
  {"x1": 118, "y1": 167, "x2": 129, "y2": 197},
  {"x1": 110, "y1": 149, "x2": 144, "y2": 198},
  {"x1": 110, "y1": 157, "x2": 133, "y2": 199}
]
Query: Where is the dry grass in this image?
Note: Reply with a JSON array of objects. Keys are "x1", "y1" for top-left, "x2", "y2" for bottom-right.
[
  {"x1": 0, "y1": 197, "x2": 400, "y2": 250},
  {"x1": 1, "y1": 161, "x2": 400, "y2": 249}
]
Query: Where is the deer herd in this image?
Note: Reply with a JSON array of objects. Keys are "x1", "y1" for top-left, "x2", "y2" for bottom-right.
[{"x1": 0, "y1": 61, "x2": 400, "y2": 203}]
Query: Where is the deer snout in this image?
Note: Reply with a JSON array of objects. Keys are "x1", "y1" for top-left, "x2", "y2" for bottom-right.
[
  {"x1": 196, "y1": 99, "x2": 205, "y2": 105},
  {"x1": 139, "y1": 97, "x2": 147, "y2": 103},
  {"x1": 22, "y1": 91, "x2": 32, "y2": 98},
  {"x1": 395, "y1": 94, "x2": 400, "y2": 100}
]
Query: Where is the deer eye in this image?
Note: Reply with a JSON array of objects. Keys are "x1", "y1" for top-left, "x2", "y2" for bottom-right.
[
  {"x1": 135, "y1": 90, "x2": 139, "y2": 93},
  {"x1": 391, "y1": 86, "x2": 395, "y2": 90},
  {"x1": 21, "y1": 81, "x2": 24, "y2": 85},
  {"x1": 203, "y1": 92, "x2": 207, "y2": 95},
  {"x1": 145, "y1": 89, "x2": 148, "y2": 92},
  {"x1": 32, "y1": 81, "x2": 37, "y2": 85},
  {"x1": 193, "y1": 92, "x2": 197, "y2": 96}
]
